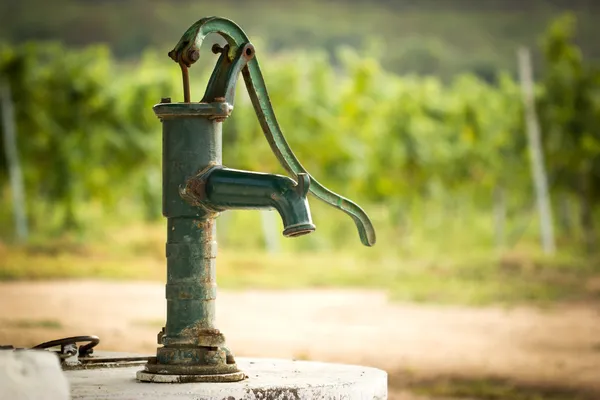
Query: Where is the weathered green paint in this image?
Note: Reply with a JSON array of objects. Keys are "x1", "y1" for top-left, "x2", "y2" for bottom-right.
[
  {"x1": 204, "y1": 168, "x2": 315, "y2": 237},
  {"x1": 144, "y1": 104, "x2": 244, "y2": 380},
  {"x1": 140, "y1": 17, "x2": 377, "y2": 384},
  {"x1": 202, "y1": 43, "x2": 255, "y2": 106}
]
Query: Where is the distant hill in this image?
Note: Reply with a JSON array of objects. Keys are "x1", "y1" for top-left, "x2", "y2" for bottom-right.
[{"x1": 1, "y1": 0, "x2": 598, "y2": 79}]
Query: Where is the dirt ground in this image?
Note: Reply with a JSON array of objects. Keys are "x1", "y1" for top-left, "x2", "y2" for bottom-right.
[{"x1": 0, "y1": 281, "x2": 599, "y2": 399}]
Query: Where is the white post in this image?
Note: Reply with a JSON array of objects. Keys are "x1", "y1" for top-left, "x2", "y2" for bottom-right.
[
  {"x1": 260, "y1": 210, "x2": 280, "y2": 254},
  {"x1": 1, "y1": 80, "x2": 28, "y2": 242},
  {"x1": 517, "y1": 47, "x2": 555, "y2": 254},
  {"x1": 493, "y1": 185, "x2": 506, "y2": 250}
]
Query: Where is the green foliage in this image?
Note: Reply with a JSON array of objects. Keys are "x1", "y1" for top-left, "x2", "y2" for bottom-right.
[
  {"x1": 0, "y1": 12, "x2": 598, "y2": 261},
  {"x1": 537, "y1": 13, "x2": 600, "y2": 250},
  {"x1": 2, "y1": 220, "x2": 598, "y2": 306},
  {"x1": 0, "y1": 36, "x2": 555, "y2": 238},
  {"x1": 538, "y1": 13, "x2": 599, "y2": 188},
  {"x1": 2, "y1": 0, "x2": 599, "y2": 80},
  {"x1": 0, "y1": 43, "x2": 178, "y2": 229}
]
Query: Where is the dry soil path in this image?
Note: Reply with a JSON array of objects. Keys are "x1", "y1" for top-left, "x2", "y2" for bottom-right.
[{"x1": 0, "y1": 281, "x2": 599, "y2": 399}]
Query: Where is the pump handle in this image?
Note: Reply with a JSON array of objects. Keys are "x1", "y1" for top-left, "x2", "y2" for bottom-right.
[{"x1": 168, "y1": 17, "x2": 376, "y2": 246}]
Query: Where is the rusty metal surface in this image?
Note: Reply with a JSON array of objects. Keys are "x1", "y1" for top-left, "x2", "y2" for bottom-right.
[
  {"x1": 176, "y1": 327, "x2": 226, "y2": 347},
  {"x1": 1, "y1": 336, "x2": 153, "y2": 370},
  {"x1": 32, "y1": 335, "x2": 99, "y2": 357},
  {"x1": 62, "y1": 352, "x2": 151, "y2": 371},
  {"x1": 179, "y1": 163, "x2": 223, "y2": 213},
  {"x1": 30, "y1": 335, "x2": 99, "y2": 360},
  {"x1": 153, "y1": 101, "x2": 232, "y2": 120},
  {"x1": 137, "y1": 370, "x2": 247, "y2": 383},
  {"x1": 138, "y1": 353, "x2": 245, "y2": 383},
  {"x1": 147, "y1": 101, "x2": 243, "y2": 381}
]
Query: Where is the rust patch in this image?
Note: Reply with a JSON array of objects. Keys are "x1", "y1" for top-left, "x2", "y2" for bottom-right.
[
  {"x1": 179, "y1": 323, "x2": 225, "y2": 347},
  {"x1": 157, "y1": 328, "x2": 165, "y2": 345},
  {"x1": 187, "y1": 177, "x2": 206, "y2": 200},
  {"x1": 194, "y1": 219, "x2": 211, "y2": 230},
  {"x1": 178, "y1": 291, "x2": 193, "y2": 299},
  {"x1": 179, "y1": 163, "x2": 222, "y2": 212}
]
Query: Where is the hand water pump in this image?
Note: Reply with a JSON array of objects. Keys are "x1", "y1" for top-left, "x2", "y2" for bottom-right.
[{"x1": 136, "y1": 17, "x2": 377, "y2": 383}]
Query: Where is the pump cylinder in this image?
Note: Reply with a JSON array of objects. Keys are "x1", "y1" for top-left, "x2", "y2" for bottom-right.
[
  {"x1": 137, "y1": 102, "x2": 243, "y2": 382},
  {"x1": 162, "y1": 114, "x2": 221, "y2": 345}
]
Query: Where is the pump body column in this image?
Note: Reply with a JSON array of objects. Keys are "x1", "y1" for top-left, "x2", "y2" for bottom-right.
[
  {"x1": 162, "y1": 114, "x2": 220, "y2": 343},
  {"x1": 137, "y1": 102, "x2": 244, "y2": 383}
]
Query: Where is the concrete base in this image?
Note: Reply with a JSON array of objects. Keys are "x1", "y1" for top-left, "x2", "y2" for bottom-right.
[
  {"x1": 0, "y1": 350, "x2": 70, "y2": 400},
  {"x1": 66, "y1": 357, "x2": 388, "y2": 399}
]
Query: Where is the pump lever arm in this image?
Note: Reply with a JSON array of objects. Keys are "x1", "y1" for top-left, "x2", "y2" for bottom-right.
[
  {"x1": 168, "y1": 17, "x2": 376, "y2": 247},
  {"x1": 242, "y1": 62, "x2": 376, "y2": 247}
]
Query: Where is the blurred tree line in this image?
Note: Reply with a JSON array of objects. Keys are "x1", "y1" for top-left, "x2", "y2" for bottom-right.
[
  {"x1": 0, "y1": 13, "x2": 599, "y2": 254},
  {"x1": 1, "y1": 0, "x2": 599, "y2": 80}
]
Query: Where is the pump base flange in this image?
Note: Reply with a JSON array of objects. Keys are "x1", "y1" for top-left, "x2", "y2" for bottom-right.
[
  {"x1": 136, "y1": 370, "x2": 246, "y2": 383},
  {"x1": 136, "y1": 356, "x2": 246, "y2": 383}
]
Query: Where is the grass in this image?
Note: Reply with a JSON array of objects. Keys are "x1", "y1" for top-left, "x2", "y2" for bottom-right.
[
  {"x1": 387, "y1": 253, "x2": 598, "y2": 305},
  {"x1": 406, "y1": 376, "x2": 595, "y2": 400},
  {"x1": 131, "y1": 319, "x2": 164, "y2": 328},
  {"x1": 388, "y1": 368, "x2": 599, "y2": 400},
  {"x1": 3, "y1": 319, "x2": 63, "y2": 329},
  {"x1": 0, "y1": 206, "x2": 598, "y2": 307}
]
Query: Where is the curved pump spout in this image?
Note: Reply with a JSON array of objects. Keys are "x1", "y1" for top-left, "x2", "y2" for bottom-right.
[{"x1": 187, "y1": 168, "x2": 315, "y2": 238}]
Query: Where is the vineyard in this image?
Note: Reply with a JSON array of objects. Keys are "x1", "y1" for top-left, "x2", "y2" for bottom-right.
[{"x1": 0, "y1": 14, "x2": 599, "y2": 303}]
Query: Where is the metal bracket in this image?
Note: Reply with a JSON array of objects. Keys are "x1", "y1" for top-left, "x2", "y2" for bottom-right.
[
  {"x1": 32, "y1": 335, "x2": 100, "y2": 359},
  {"x1": 169, "y1": 37, "x2": 254, "y2": 104},
  {"x1": 1, "y1": 335, "x2": 151, "y2": 370},
  {"x1": 179, "y1": 163, "x2": 224, "y2": 215}
]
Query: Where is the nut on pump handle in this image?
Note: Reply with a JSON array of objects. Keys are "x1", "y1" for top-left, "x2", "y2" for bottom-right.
[{"x1": 169, "y1": 16, "x2": 376, "y2": 247}]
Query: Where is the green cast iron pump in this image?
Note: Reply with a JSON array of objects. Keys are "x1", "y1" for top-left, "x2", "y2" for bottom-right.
[{"x1": 137, "y1": 17, "x2": 376, "y2": 383}]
